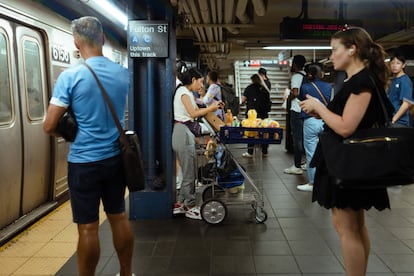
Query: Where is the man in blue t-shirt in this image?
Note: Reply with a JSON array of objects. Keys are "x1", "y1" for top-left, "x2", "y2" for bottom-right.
[
  {"x1": 388, "y1": 53, "x2": 413, "y2": 127},
  {"x1": 44, "y1": 16, "x2": 134, "y2": 276}
]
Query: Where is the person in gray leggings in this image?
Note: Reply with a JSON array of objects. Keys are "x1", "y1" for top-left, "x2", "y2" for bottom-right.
[
  {"x1": 172, "y1": 124, "x2": 197, "y2": 215},
  {"x1": 172, "y1": 68, "x2": 223, "y2": 219}
]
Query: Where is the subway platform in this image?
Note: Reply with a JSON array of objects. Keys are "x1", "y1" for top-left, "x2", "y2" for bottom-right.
[{"x1": 1, "y1": 142, "x2": 414, "y2": 275}]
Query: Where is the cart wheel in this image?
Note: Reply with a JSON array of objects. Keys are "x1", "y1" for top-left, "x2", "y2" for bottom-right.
[
  {"x1": 255, "y1": 208, "x2": 268, "y2": 223},
  {"x1": 201, "y1": 199, "x2": 227, "y2": 225},
  {"x1": 202, "y1": 184, "x2": 224, "y2": 201}
]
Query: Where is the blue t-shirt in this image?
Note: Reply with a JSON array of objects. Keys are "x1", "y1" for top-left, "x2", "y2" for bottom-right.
[
  {"x1": 388, "y1": 74, "x2": 413, "y2": 126},
  {"x1": 50, "y1": 56, "x2": 129, "y2": 163},
  {"x1": 298, "y1": 79, "x2": 332, "y2": 119}
]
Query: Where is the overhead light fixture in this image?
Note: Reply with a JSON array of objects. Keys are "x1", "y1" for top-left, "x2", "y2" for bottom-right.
[
  {"x1": 262, "y1": 46, "x2": 332, "y2": 50},
  {"x1": 88, "y1": 0, "x2": 128, "y2": 30},
  {"x1": 177, "y1": 12, "x2": 191, "y2": 29}
]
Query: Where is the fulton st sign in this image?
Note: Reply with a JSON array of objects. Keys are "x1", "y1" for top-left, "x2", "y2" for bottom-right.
[{"x1": 128, "y1": 21, "x2": 169, "y2": 58}]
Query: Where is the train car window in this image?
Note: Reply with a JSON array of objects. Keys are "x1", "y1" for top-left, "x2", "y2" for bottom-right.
[
  {"x1": 22, "y1": 38, "x2": 44, "y2": 120},
  {"x1": 0, "y1": 31, "x2": 12, "y2": 124}
]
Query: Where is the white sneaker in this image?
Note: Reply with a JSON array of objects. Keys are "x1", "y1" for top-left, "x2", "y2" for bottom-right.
[
  {"x1": 297, "y1": 183, "x2": 313, "y2": 192},
  {"x1": 284, "y1": 165, "x2": 303, "y2": 175},
  {"x1": 185, "y1": 206, "x2": 202, "y2": 220},
  {"x1": 173, "y1": 203, "x2": 186, "y2": 215},
  {"x1": 242, "y1": 152, "x2": 253, "y2": 158},
  {"x1": 301, "y1": 163, "x2": 307, "y2": 170}
]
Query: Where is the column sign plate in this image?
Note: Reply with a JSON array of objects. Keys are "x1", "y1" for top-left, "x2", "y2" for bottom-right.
[{"x1": 128, "y1": 20, "x2": 169, "y2": 58}]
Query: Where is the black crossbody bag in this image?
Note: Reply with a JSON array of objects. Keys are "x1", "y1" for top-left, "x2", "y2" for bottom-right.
[{"x1": 84, "y1": 63, "x2": 145, "y2": 192}]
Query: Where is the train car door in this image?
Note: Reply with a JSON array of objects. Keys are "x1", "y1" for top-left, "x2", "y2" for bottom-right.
[
  {"x1": 0, "y1": 20, "x2": 23, "y2": 229},
  {"x1": 49, "y1": 37, "x2": 76, "y2": 200},
  {"x1": 16, "y1": 26, "x2": 50, "y2": 214}
]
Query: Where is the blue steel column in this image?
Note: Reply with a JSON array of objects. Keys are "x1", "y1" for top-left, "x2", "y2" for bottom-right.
[{"x1": 127, "y1": 0, "x2": 176, "y2": 219}]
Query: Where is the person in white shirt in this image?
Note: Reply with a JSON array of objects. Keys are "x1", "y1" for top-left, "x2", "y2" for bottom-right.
[
  {"x1": 172, "y1": 68, "x2": 223, "y2": 219},
  {"x1": 284, "y1": 55, "x2": 306, "y2": 175}
]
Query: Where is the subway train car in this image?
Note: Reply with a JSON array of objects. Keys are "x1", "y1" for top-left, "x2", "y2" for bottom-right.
[{"x1": 0, "y1": 0, "x2": 126, "y2": 245}]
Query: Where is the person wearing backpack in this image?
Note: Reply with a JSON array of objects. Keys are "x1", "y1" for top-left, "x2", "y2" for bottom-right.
[
  {"x1": 284, "y1": 55, "x2": 306, "y2": 175},
  {"x1": 241, "y1": 73, "x2": 272, "y2": 157},
  {"x1": 296, "y1": 63, "x2": 332, "y2": 192}
]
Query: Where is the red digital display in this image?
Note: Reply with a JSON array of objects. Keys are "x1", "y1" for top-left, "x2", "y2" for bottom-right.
[
  {"x1": 302, "y1": 24, "x2": 344, "y2": 31},
  {"x1": 280, "y1": 18, "x2": 362, "y2": 40}
]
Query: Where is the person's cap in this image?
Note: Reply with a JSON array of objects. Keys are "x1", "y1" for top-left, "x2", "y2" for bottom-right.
[{"x1": 258, "y1": 67, "x2": 267, "y2": 76}]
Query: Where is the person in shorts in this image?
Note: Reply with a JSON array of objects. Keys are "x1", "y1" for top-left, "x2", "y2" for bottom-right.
[{"x1": 44, "y1": 16, "x2": 134, "y2": 276}]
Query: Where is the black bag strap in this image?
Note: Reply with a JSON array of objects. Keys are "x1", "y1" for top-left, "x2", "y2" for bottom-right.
[
  {"x1": 83, "y1": 63, "x2": 129, "y2": 147},
  {"x1": 298, "y1": 72, "x2": 307, "y2": 86},
  {"x1": 368, "y1": 75, "x2": 391, "y2": 127}
]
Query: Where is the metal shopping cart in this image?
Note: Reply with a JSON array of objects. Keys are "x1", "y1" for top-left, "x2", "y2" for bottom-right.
[{"x1": 197, "y1": 117, "x2": 283, "y2": 225}]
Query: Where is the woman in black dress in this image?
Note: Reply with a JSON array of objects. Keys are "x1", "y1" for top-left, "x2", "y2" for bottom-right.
[{"x1": 300, "y1": 26, "x2": 393, "y2": 276}]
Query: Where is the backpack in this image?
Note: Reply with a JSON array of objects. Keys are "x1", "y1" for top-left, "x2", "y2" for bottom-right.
[
  {"x1": 255, "y1": 86, "x2": 272, "y2": 115},
  {"x1": 262, "y1": 88, "x2": 272, "y2": 114},
  {"x1": 219, "y1": 83, "x2": 240, "y2": 116}
]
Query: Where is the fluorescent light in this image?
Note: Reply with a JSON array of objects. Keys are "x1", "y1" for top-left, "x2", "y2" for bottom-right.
[
  {"x1": 90, "y1": 0, "x2": 128, "y2": 29},
  {"x1": 263, "y1": 46, "x2": 332, "y2": 50}
]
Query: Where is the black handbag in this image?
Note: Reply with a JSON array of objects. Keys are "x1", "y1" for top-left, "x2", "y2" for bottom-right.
[
  {"x1": 56, "y1": 108, "x2": 77, "y2": 142},
  {"x1": 319, "y1": 77, "x2": 414, "y2": 189},
  {"x1": 320, "y1": 128, "x2": 414, "y2": 189},
  {"x1": 119, "y1": 130, "x2": 146, "y2": 192},
  {"x1": 84, "y1": 63, "x2": 145, "y2": 192}
]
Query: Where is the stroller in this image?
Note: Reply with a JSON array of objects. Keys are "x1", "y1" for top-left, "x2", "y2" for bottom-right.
[
  {"x1": 197, "y1": 130, "x2": 268, "y2": 225},
  {"x1": 198, "y1": 146, "x2": 245, "y2": 198}
]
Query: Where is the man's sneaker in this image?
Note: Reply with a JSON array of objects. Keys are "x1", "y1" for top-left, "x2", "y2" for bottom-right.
[
  {"x1": 284, "y1": 165, "x2": 303, "y2": 175},
  {"x1": 301, "y1": 163, "x2": 307, "y2": 170},
  {"x1": 297, "y1": 183, "x2": 313, "y2": 192},
  {"x1": 242, "y1": 152, "x2": 253, "y2": 158},
  {"x1": 185, "y1": 206, "x2": 202, "y2": 220},
  {"x1": 173, "y1": 203, "x2": 185, "y2": 215}
]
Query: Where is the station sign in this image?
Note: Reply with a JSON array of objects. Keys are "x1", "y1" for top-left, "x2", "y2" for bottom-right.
[
  {"x1": 128, "y1": 20, "x2": 169, "y2": 58},
  {"x1": 243, "y1": 59, "x2": 285, "y2": 67}
]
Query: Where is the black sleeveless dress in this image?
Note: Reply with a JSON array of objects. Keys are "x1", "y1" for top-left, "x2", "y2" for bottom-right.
[{"x1": 312, "y1": 68, "x2": 391, "y2": 211}]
